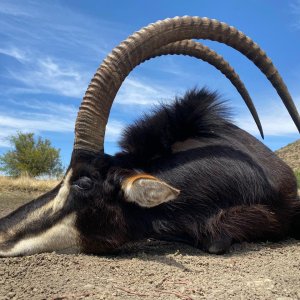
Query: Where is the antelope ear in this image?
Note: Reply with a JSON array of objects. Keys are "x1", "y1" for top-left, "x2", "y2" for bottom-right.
[{"x1": 122, "y1": 174, "x2": 180, "y2": 208}]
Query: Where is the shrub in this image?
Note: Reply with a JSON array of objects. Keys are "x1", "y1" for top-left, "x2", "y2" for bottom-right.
[{"x1": 0, "y1": 132, "x2": 64, "y2": 178}]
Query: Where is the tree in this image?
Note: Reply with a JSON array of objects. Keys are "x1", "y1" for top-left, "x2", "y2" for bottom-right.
[{"x1": 0, "y1": 132, "x2": 64, "y2": 178}]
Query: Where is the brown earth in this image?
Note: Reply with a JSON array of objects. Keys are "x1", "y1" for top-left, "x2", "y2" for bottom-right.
[{"x1": 0, "y1": 191, "x2": 300, "y2": 300}]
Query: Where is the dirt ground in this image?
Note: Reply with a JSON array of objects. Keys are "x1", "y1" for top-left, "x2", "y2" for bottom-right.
[{"x1": 0, "y1": 191, "x2": 300, "y2": 300}]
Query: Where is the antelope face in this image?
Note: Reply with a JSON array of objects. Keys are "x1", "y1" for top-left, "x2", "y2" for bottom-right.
[
  {"x1": 0, "y1": 153, "x2": 179, "y2": 257},
  {"x1": 0, "y1": 170, "x2": 80, "y2": 257},
  {"x1": 0, "y1": 154, "x2": 122, "y2": 257}
]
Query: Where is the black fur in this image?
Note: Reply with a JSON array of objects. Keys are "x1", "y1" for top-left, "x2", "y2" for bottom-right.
[
  {"x1": 1, "y1": 88, "x2": 299, "y2": 255},
  {"x1": 75, "y1": 88, "x2": 299, "y2": 254},
  {"x1": 119, "y1": 88, "x2": 232, "y2": 164}
]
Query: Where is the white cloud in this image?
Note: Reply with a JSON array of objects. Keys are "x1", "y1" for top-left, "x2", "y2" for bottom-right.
[
  {"x1": 105, "y1": 120, "x2": 125, "y2": 142},
  {"x1": 290, "y1": 0, "x2": 300, "y2": 29},
  {"x1": 0, "y1": 0, "x2": 122, "y2": 59},
  {"x1": 7, "y1": 99, "x2": 78, "y2": 115},
  {"x1": 0, "y1": 114, "x2": 74, "y2": 133},
  {"x1": 9, "y1": 56, "x2": 89, "y2": 98},
  {"x1": 0, "y1": 99, "x2": 126, "y2": 148},
  {"x1": 0, "y1": 99, "x2": 77, "y2": 147},
  {"x1": 0, "y1": 47, "x2": 28, "y2": 62},
  {"x1": 0, "y1": 128, "x2": 18, "y2": 147},
  {"x1": 0, "y1": 1, "x2": 185, "y2": 107},
  {"x1": 115, "y1": 78, "x2": 175, "y2": 106},
  {"x1": 6, "y1": 54, "x2": 181, "y2": 101},
  {"x1": 236, "y1": 97, "x2": 300, "y2": 136},
  {"x1": 291, "y1": 0, "x2": 300, "y2": 14},
  {"x1": 0, "y1": 0, "x2": 127, "y2": 100},
  {"x1": 0, "y1": 1, "x2": 33, "y2": 17},
  {"x1": 0, "y1": 113, "x2": 126, "y2": 148}
]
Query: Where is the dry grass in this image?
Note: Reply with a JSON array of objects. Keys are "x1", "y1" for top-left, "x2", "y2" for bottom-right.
[
  {"x1": 275, "y1": 139, "x2": 300, "y2": 173},
  {"x1": 275, "y1": 139, "x2": 300, "y2": 188},
  {"x1": 0, "y1": 175, "x2": 59, "y2": 193}
]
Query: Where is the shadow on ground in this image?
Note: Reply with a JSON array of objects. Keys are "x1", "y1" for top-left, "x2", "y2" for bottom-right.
[{"x1": 0, "y1": 191, "x2": 299, "y2": 300}]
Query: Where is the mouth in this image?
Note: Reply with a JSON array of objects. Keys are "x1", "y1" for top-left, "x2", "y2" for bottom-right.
[
  {"x1": 0, "y1": 213, "x2": 81, "y2": 257},
  {"x1": 0, "y1": 171, "x2": 81, "y2": 257}
]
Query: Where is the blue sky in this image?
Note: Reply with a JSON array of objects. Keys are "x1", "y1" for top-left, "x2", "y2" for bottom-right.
[{"x1": 1, "y1": 0, "x2": 300, "y2": 168}]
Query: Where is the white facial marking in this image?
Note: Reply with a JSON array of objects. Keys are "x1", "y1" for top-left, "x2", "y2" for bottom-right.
[
  {"x1": 4, "y1": 170, "x2": 73, "y2": 239},
  {"x1": 0, "y1": 213, "x2": 80, "y2": 257},
  {"x1": 51, "y1": 170, "x2": 72, "y2": 213},
  {"x1": 0, "y1": 169, "x2": 78, "y2": 257}
]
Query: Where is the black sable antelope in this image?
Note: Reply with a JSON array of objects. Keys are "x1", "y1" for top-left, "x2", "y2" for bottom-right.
[{"x1": 1, "y1": 17, "x2": 300, "y2": 257}]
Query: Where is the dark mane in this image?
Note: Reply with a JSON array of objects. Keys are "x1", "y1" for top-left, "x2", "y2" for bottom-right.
[{"x1": 119, "y1": 88, "x2": 232, "y2": 161}]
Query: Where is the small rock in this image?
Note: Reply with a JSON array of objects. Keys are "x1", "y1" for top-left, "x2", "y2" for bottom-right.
[{"x1": 83, "y1": 284, "x2": 94, "y2": 289}]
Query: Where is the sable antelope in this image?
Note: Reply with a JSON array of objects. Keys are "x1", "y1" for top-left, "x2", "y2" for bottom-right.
[{"x1": 0, "y1": 16, "x2": 300, "y2": 257}]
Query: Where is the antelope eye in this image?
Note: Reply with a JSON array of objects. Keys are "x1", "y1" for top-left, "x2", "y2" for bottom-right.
[{"x1": 73, "y1": 176, "x2": 93, "y2": 190}]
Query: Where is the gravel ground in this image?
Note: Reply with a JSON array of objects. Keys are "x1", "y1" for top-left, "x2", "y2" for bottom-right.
[{"x1": 0, "y1": 191, "x2": 300, "y2": 300}]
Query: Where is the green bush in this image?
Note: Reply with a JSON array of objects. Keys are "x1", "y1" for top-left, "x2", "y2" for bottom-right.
[{"x1": 0, "y1": 132, "x2": 64, "y2": 178}]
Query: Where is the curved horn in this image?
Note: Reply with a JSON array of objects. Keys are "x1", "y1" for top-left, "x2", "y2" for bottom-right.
[
  {"x1": 74, "y1": 16, "x2": 300, "y2": 153},
  {"x1": 147, "y1": 40, "x2": 263, "y2": 138}
]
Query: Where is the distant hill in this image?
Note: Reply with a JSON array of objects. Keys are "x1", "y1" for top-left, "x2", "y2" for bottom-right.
[{"x1": 275, "y1": 139, "x2": 300, "y2": 172}]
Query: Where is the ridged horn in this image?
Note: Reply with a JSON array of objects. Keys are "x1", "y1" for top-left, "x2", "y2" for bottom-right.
[
  {"x1": 74, "y1": 16, "x2": 300, "y2": 154},
  {"x1": 147, "y1": 40, "x2": 263, "y2": 138}
]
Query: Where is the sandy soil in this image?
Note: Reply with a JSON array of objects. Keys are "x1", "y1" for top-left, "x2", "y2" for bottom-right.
[{"x1": 0, "y1": 191, "x2": 300, "y2": 300}]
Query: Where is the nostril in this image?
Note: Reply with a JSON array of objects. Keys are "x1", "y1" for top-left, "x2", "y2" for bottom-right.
[{"x1": 73, "y1": 176, "x2": 93, "y2": 190}]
